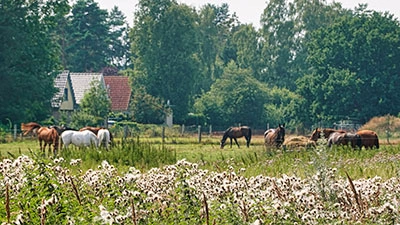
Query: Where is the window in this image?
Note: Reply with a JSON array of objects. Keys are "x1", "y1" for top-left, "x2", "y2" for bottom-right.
[{"x1": 63, "y1": 88, "x2": 68, "y2": 101}]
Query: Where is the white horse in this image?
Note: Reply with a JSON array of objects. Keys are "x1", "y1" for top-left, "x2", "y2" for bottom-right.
[
  {"x1": 97, "y1": 128, "x2": 111, "y2": 149},
  {"x1": 61, "y1": 130, "x2": 99, "y2": 149}
]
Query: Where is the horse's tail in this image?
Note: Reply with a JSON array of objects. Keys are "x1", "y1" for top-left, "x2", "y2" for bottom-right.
[
  {"x1": 51, "y1": 129, "x2": 60, "y2": 154},
  {"x1": 375, "y1": 134, "x2": 379, "y2": 149}
]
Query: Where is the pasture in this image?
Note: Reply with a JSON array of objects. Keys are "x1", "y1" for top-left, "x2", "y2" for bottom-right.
[
  {"x1": 2, "y1": 133, "x2": 400, "y2": 224},
  {"x1": 2, "y1": 134, "x2": 400, "y2": 179}
]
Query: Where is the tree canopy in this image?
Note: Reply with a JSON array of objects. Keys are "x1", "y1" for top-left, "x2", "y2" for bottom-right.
[{"x1": 2, "y1": 0, "x2": 400, "y2": 130}]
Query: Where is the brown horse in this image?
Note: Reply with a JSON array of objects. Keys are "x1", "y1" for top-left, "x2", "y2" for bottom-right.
[
  {"x1": 310, "y1": 128, "x2": 346, "y2": 141},
  {"x1": 220, "y1": 126, "x2": 252, "y2": 149},
  {"x1": 356, "y1": 130, "x2": 379, "y2": 149},
  {"x1": 264, "y1": 123, "x2": 285, "y2": 148},
  {"x1": 21, "y1": 123, "x2": 59, "y2": 155}
]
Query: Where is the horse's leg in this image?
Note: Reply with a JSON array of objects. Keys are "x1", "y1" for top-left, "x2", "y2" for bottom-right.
[
  {"x1": 246, "y1": 136, "x2": 250, "y2": 147},
  {"x1": 234, "y1": 137, "x2": 240, "y2": 148},
  {"x1": 229, "y1": 137, "x2": 233, "y2": 148}
]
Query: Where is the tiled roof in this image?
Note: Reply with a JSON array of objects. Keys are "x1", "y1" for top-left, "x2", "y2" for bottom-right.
[
  {"x1": 70, "y1": 73, "x2": 104, "y2": 104},
  {"x1": 104, "y1": 76, "x2": 132, "y2": 111},
  {"x1": 52, "y1": 70, "x2": 69, "y2": 108}
]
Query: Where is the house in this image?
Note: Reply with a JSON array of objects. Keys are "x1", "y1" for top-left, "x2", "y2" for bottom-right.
[
  {"x1": 104, "y1": 76, "x2": 132, "y2": 113},
  {"x1": 52, "y1": 71, "x2": 105, "y2": 119},
  {"x1": 52, "y1": 71, "x2": 131, "y2": 121}
]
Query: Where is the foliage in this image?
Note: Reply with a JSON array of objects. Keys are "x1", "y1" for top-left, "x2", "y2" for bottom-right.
[
  {"x1": 130, "y1": 88, "x2": 166, "y2": 124},
  {"x1": 303, "y1": 9, "x2": 400, "y2": 124},
  {"x1": 107, "y1": 6, "x2": 132, "y2": 70},
  {"x1": 65, "y1": 0, "x2": 110, "y2": 72},
  {"x1": 194, "y1": 62, "x2": 301, "y2": 128},
  {"x1": 131, "y1": 0, "x2": 201, "y2": 122},
  {"x1": 0, "y1": 0, "x2": 69, "y2": 124}
]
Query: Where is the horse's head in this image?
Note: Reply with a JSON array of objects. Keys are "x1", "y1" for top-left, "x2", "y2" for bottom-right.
[
  {"x1": 310, "y1": 128, "x2": 321, "y2": 141},
  {"x1": 276, "y1": 123, "x2": 286, "y2": 147}
]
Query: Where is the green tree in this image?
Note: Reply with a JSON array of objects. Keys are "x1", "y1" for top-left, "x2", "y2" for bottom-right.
[
  {"x1": 130, "y1": 88, "x2": 166, "y2": 124},
  {"x1": 194, "y1": 62, "x2": 269, "y2": 127},
  {"x1": 65, "y1": 0, "x2": 109, "y2": 72},
  {"x1": 72, "y1": 79, "x2": 111, "y2": 127},
  {"x1": 0, "y1": 0, "x2": 69, "y2": 124},
  {"x1": 231, "y1": 24, "x2": 263, "y2": 80},
  {"x1": 131, "y1": 0, "x2": 200, "y2": 122},
  {"x1": 302, "y1": 8, "x2": 400, "y2": 124},
  {"x1": 107, "y1": 6, "x2": 132, "y2": 70}
]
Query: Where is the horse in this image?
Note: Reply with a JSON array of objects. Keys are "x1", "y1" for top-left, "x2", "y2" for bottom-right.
[
  {"x1": 264, "y1": 123, "x2": 285, "y2": 148},
  {"x1": 356, "y1": 130, "x2": 379, "y2": 149},
  {"x1": 327, "y1": 132, "x2": 347, "y2": 147},
  {"x1": 220, "y1": 126, "x2": 252, "y2": 149},
  {"x1": 344, "y1": 132, "x2": 362, "y2": 149},
  {"x1": 21, "y1": 122, "x2": 59, "y2": 155},
  {"x1": 61, "y1": 130, "x2": 99, "y2": 149},
  {"x1": 309, "y1": 128, "x2": 346, "y2": 141},
  {"x1": 97, "y1": 128, "x2": 111, "y2": 149},
  {"x1": 80, "y1": 126, "x2": 113, "y2": 145},
  {"x1": 50, "y1": 125, "x2": 77, "y2": 135}
]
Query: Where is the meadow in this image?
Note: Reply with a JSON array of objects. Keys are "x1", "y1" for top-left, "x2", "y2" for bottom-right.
[{"x1": 1, "y1": 133, "x2": 400, "y2": 224}]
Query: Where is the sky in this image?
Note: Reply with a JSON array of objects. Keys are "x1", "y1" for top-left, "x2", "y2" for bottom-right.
[{"x1": 95, "y1": 0, "x2": 400, "y2": 28}]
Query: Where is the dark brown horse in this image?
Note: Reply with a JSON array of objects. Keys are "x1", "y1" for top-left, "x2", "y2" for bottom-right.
[
  {"x1": 264, "y1": 123, "x2": 285, "y2": 148},
  {"x1": 356, "y1": 130, "x2": 379, "y2": 149},
  {"x1": 21, "y1": 122, "x2": 59, "y2": 155},
  {"x1": 220, "y1": 126, "x2": 252, "y2": 149},
  {"x1": 344, "y1": 133, "x2": 362, "y2": 149}
]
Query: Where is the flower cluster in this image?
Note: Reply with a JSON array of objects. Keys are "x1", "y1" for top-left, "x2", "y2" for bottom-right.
[{"x1": 1, "y1": 156, "x2": 400, "y2": 224}]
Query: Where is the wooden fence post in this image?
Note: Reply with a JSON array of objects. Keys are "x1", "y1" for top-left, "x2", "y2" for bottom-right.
[
  {"x1": 13, "y1": 124, "x2": 17, "y2": 141},
  {"x1": 198, "y1": 125, "x2": 201, "y2": 143},
  {"x1": 162, "y1": 126, "x2": 165, "y2": 144}
]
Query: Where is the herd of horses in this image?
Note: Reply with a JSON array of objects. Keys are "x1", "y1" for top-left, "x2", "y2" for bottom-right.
[
  {"x1": 21, "y1": 121, "x2": 380, "y2": 156},
  {"x1": 21, "y1": 122, "x2": 113, "y2": 155},
  {"x1": 220, "y1": 124, "x2": 380, "y2": 150}
]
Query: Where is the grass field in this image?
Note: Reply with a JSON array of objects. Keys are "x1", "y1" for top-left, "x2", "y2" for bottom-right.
[{"x1": 1, "y1": 134, "x2": 400, "y2": 180}]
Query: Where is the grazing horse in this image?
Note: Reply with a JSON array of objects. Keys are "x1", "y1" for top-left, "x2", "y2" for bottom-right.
[
  {"x1": 97, "y1": 128, "x2": 111, "y2": 149},
  {"x1": 264, "y1": 123, "x2": 286, "y2": 148},
  {"x1": 344, "y1": 133, "x2": 362, "y2": 149},
  {"x1": 357, "y1": 130, "x2": 379, "y2": 149},
  {"x1": 50, "y1": 125, "x2": 77, "y2": 135},
  {"x1": 80, "y1": 126, "x2": 113, "y2": 144},
  {"x1": 327, "y1": 132, "x2": 347, "y2": 147},
  {"x1": 310, "y1": 128, "x2": 346, "y2": 141},
  {"x1": 21, "y1": 122, "x2": 59, "y2": 155},
  {"x1": 220, "y1": 126, "x2": 252, "y2": 149},
  {"x1": 61, "y1": 130, "x2": 99, "y2": 149}
]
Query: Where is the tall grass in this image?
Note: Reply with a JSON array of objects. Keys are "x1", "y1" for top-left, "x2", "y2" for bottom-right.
[{"x1": 59, "y1": 138, "x2": 177, "y2": 171}]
